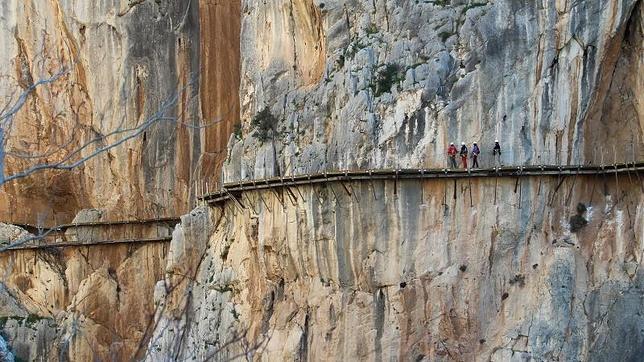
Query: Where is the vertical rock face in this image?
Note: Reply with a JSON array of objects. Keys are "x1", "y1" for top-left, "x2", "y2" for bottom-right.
[
  {"x1": 2, "y1": 0, "x2": 644, "y2": 361},
  {"x1": 591, "y1": 1, "x2": 644, "y2": 158},
  {"x1": 198, "y1": 0, "x2": 243, "y2": 181},
  {"x1": 0, "y1": 1, "x2": 241, "y2": 360},
  {"x1": 149, "y1": 177, "x2": 644, "y2": 361},
  {"x1": 0, "y1": 334, "x2": 14, "y2": 362},
  {"x1": 147, "y1": 0, "x2": 644, "y2": 361},
  {"x1": 0, "y1": 224, "x2": 169, "y2": 361},
  {"x1": 0, "y1": 0, "x2": 241, "y2": 224},
  {"x1": 225, "y1": 0, "x2": 643, "y2": 181},
  {"x1": 0, "y1": 218, "x2": 168, "y2": 361},
  {"x1": 145, "y1": 206, "x2": 215, "y2": 361}
]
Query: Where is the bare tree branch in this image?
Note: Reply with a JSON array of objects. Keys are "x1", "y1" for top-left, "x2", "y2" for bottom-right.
[
  {"x1": 0, "y1": 63, "x2": 234, "y2": 190},
  {"x1": 0, "y1": 65, "x2": 71, "y2": 125}
]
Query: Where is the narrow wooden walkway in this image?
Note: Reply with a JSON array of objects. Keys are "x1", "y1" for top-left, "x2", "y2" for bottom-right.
[
  {"x1": 11, "y1": 217, "x2": 180, "y2": 235},
  {"x1": 1, "y1": 237, "x2": 173, "y2": 251},
  {"x1": 3, "y1": 162, "x2": 642, "y2": 252},
  {"x1": 199, "y1": 162, "x2": 644, "y2": 205},
  {"x1": 1, "y1": 217, "x2": 180, "y2": 253}
]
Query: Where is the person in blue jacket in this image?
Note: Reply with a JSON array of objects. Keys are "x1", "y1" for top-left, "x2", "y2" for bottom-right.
[{"x1": 471, "y1": 142, "x2": 480, "y2": 168}]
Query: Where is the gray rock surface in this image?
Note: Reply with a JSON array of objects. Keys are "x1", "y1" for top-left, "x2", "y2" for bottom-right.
[
  {"x1": 0, "y1": 224, "x2": 32, "y2": 246},
  {"x1": 224, "y1": 0, "x2": 643, "y2": 181},
  {"x1": 0, "y1": 335, "x2": 14, "y2": 362},
  {"x1": 0, "y1": 283, "x2": 58, "y2": 362}
]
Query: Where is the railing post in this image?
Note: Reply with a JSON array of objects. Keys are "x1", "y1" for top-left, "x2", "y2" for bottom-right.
[
  {"x1": 368, "y1": 170, "x2": 377, "y2": 200},
  {"x1": 592, "y1": 147, "x2": 596, "y2": 166},
  {"x1": 631, "y1": 138, "x2": 635, "y2": 167},
  {"x1": 614, "y1": 144, "x2": 619, "y2": 195}
]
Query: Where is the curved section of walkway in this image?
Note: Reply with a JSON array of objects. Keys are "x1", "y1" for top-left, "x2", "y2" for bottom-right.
[{"x1": 1, "y1": 217, "x2": 180, "y2": 252}]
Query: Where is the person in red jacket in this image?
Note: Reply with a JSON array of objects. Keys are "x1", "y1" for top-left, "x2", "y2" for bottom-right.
[
  {"x1": 447, "y1": 143, "x2": 458, "y2": 168},
  {"x1": 460, "y1": 142, "x2": 469, "y2": 169}
]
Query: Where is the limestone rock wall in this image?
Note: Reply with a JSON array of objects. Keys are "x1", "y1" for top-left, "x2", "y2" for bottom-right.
[
  {"x1": 1, "y1": 0, "x2": 643, "y2": 360},
  {"x1": 149, "y1": 2, "x2": 644, "y2": 359},
  {"x1": 0, "y1": 0, "x2": 241, "y2": 224},
  {"x1": 0, "y1": 237, "x2": 168, "y2": 361},
  {"x1": 145, "y1": 206, "x2": 216, "y2": 361},
  {"x1": 224, "y1": 0, "x2": 643, "y2": 181},
  {"x1": 148, "y1": 176, "x2": 644, "y2": 361},
  {"x1": 0, "y1": 335, "x2": 13, "y2": 362}
]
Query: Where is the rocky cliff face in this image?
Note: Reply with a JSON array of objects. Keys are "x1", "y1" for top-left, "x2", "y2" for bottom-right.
[
  {"x1": 0, "y1": 336, "x2": 13, "y2": 362},
  {"x1": 0, "y1": 0, "x2": 240, "y2": 360},
  {"x1": 1, "y1": 0, "x2": 643, "y2": 361},
  {"x1": 0, "y1": 0, "x2": 240, "y2": 224},
  {"x1": 152, "y1": 0, "x2": 644, "y2": 360},
  {"x1": 148, "y1": 176, "x2": 643, "y2": 361},
  {"x1": 0, "y1": 221, "x2": 169, "y2": 361},
  {"x1": 224, "y1": 0, "x2": 643, "y2": 181}
]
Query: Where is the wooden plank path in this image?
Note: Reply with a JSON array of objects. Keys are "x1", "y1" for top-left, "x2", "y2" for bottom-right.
[
  {"x1": 1, "y1": 217, "x2": 180, "y2": 252},
  {"x1": 3, "y1": 162, "x2": 642, "y2": 252},
  {"x1": 1, "y1": 237, "x2": 173, "y2": 251},
  {"x1": 199, "y1": 162, "x2": 644, "y2": 205},
  {"x1": 11, "y1": 217, "x2": 181, "y2": 235}
]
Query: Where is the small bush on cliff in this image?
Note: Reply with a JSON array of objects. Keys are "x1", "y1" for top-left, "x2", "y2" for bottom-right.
[
  {"x1": 569, "y1": 202, "x2": 588, "y2": 233},
  {"x1": 251, "y1": 107, "x2": 279, "y2": 142},
  {"x1": 569, "y1": 215, "x2": 588, "y2": 233},
  {"x1": 220, "y1": 243, "x2": 231, "y2": 261},
  {"x1": 232, "y1": 123, "x2": 242, "y2": 140},
  {"x1": 438, "y1": 31, "x2": 453, "y2": 42},
  {"x1": 433, "y1": 0, "x2": 451, "y2": 6},
  {"x1": 366, "y1": 23, "x2": 379, "y2": 35},
  {"x1": 463, "y1": 2, "x2": 488, "y2": 13},
  {"x1": 373, "y1": 63, "x2": 404, "y2": 97},
  {"x1": 576, "y1": 202, "x2": 587, "y2": 214},
  {"x1": 508, "y1": 274, "x2": 525, "y2": 287}
]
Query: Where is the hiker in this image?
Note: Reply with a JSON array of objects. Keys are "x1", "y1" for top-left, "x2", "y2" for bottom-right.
[
  {"x1": 447, "y1": 142, "x2": 458, "y2": 168},
  {"x1": 460, "y1": 142, "x2": 468, "y2": 169},
  {"x1": 493, "y1": 140, "x2": 502, "y2": 167},
  {"x1": 471, "y1": 142, "x2": 480, "y2": 168}
]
